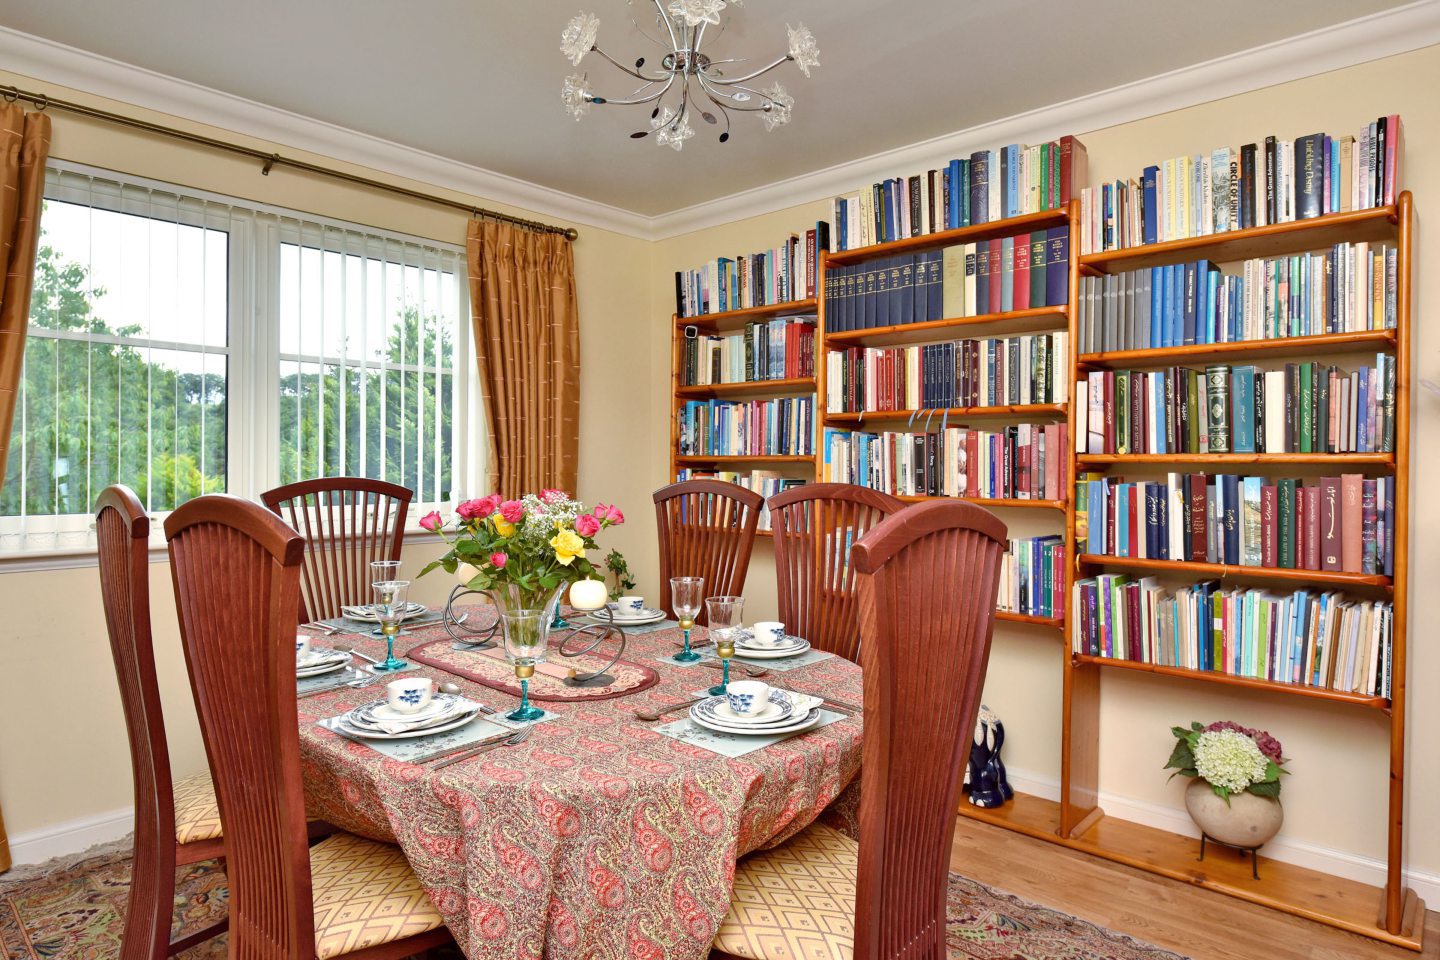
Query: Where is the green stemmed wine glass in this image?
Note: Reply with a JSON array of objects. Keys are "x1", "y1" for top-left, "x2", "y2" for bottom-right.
[
  {"x1": 502, "y1": 608, "x2": 547, "y2": 722},
  {"x1": 671, "y1": 576, "x2": 705, "y2": 663},
  {"x1": 371, "y1": 579, "x2": 410, "y2": 672},
  {"x1": 704, "y1": 595, "x2": 744, "y2": 696}
]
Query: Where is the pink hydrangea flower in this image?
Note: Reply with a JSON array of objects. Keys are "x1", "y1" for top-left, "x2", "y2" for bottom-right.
[
  {"x1": 499, "y1": 499, "x2": 525, "y2": 523},
  {"x1": 489, "y1": 552, "x2": 508, "y2": 569},
  {"x1": 418, "y1": 510, "x2": 443, "y2": 532},
  {"x1": 1204, "y1": 720, "x2": 1284, "y2": 763},
  {"x1": 574, "y1": 513, "x2": 601, "y2": 538}
]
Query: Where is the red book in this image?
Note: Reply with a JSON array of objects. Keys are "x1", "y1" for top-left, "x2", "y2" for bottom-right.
[
  {"x1": 1304, "y1": 486, "x2": 1321, "y2": 570},
  {"x1": 1295, "y1": 483, "x2": 1308, "y2": 570},
  {"x1": 1043, "y1": 423, "x2": 1061, "y2": 500},
  {"x1": 1341, "y1": 473, "x2": 1363, "y2": 572},
  {"x1": 1261, "y1": 485, "x2": 1278, "y2": 568},
  {"x1": 1059, "y1": 135, "x2": 1089, "y2": 207},
  {"x1": 1189, "y1": 474, "x2": 1208, "y2": 562},
  {"x1": 1321, "y1": 477, "x2": 1342, "y2": 571},
  {"x1": 1127, "y1": 485, "x2": 1140, "y2": 558},
  {"x1": 1125, "y1": 581, "x2": 1143, "y2": 660},
  {"x1": 804, "y1": 228, "x2": 817, "y2": 299},
  {"x1": 987, "y1": 239, "x2": 1003, "y2": 314},
  {"x1": 1013, "y1": 236, "x2": 1031, "y2": 310},
  {"x1": 965, "y1": 431, "x2": 980, "y2": 499}
]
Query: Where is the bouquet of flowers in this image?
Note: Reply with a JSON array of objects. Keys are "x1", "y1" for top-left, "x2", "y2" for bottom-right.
[
  {"x1": 1166, "y1": 720, "x2": 1288, "y2": 802},
  {"x1": 418, "y1": 489, "x2": 625, "y2": 612}
]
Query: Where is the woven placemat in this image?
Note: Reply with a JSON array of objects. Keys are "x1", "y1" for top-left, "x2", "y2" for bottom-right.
[{"x1": 403, "y1": 637, "x2": 661, "y2": 702}]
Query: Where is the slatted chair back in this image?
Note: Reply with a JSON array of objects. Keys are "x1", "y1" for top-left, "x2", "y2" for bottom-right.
[
  {"x1": 654, "y1": 479, "x2": 763, "y2": 624},
  {"x1": 850, "y1": 500, "x2": 1008, "y2": 960},
  {"x1": 96, "y1": 485, "x2": 176, "y2": 960},
  {"x1": 261, "y1": 477, "x2": 412, "y2": 622},
  {"x1": 768, "y1": 483, "x2": 904, "y2": 662},
  {"x1": 165, "y1": 495, "x2": 313, "y2": 958}
]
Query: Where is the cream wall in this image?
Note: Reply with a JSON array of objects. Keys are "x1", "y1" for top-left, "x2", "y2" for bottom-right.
[
  {"x1": 0, "y1": 69, "x2": 657, "y2": 849},
  {"x1": 648, "y1": 43, "x2": 1440, "y2": 883}
]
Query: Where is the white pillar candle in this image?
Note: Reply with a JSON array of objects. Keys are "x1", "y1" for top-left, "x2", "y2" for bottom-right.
[
  {"x1": 455, "y1": 562, "x2": 481, "y2": 587},
  {"x1": 569, "y1": 578, "x2": 608, "y2": 611}
]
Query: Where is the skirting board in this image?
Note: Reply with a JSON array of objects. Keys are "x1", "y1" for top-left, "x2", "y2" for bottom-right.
[
  {"x1": 7, "y1": 807, "x2": 134, "y2": 869},
  {"x1": 986, "y1": 767, "x2": 1440, "y2": 909}
]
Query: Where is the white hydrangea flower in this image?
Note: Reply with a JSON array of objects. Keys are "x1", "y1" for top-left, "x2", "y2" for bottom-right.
[
  {"x1": 761, "y1": 82, "x2": 793, "y2": 131},
  {"x1": 667, "y1": 0, "x2": 726, "y2": 27},
  {"x1": 561, "y1": 73, "x2": 593, "y2": 121},
  {"x1": 560, "y1": 11, "x2": 600, "y2": 66},
  {"x1": 787, "y1": 22, "x2": 820, "y2": 77},
  {"x1": 1193, "y1": 729, "x2": 1270, "y2": 794}
]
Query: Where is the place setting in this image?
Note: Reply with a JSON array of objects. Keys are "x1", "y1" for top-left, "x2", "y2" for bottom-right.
[
  {"x1": 651, "y1": 679, "x2": 851, "y2": 758},
  {"x1": 316, "y1": 676, "x2": 519, "y2": 764}
]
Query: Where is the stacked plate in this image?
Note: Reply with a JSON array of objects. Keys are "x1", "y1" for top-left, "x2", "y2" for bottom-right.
[
  {"x1": 590, "y1": 605, "x2": 666, "y2": 626},
  {"x1": 330, "y1": 693, "x2": 484, "y2": 740},
  {"x1": 733, "y1": 631, "x2": 812, "y2": 660},
  {"x1": 297, "y1": 648, "x2": 352, "y2": 679},
  {"x1": 688, "y1": 690, "x2": 823, "y2": 736},
  {"x1": 341, "y1": 601, "x2": 427, "y2": 623}
]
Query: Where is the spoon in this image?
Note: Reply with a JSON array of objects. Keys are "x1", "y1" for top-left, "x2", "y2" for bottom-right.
[
  {"x1": 634, "y1": 697, "x2": 704, "y2": 722},
  {"x1": 331, "y1": 641, "x2": 381, "y2": 665},
  {"x1": 438, "y1": 681, "x2": 497, "y2": 715}
]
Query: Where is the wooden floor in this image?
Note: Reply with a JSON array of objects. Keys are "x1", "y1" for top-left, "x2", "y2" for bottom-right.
[{"x1": 951, "y1": 815, "x2": 1440, "y2": 960}]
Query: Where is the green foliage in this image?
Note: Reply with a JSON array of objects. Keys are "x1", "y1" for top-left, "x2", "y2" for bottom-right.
[{"x1": 603, "y1": 548, "x2": 637, "y2": 600}]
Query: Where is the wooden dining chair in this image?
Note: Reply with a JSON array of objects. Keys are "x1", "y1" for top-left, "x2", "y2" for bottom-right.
[
  {"x1": 768, "y1": 483, "x2": 904, "y2": 662},
  {"x1": 713, "y1": 500, "x2": 1008, "y2": 960},
  {"x1": 654, "y1": 479, "x2": 763, "y2": 624},
  {"x1": 261, "y1": 477, "x2": 413, "y2": 622},
  {"x1": 95, "y1": 485, "x2": 229, "y2": 960},
  {"x1": 165, "y1": 494, "x2": 452, "y2": 960}
]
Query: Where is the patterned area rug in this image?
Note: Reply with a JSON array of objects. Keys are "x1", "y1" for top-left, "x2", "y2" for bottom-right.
[{"x1": 1, "y1": 842, "x2": 1186, "y2": 960}]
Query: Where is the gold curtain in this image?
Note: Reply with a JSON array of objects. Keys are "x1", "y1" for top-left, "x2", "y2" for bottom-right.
[
  {"x1": 0, "y1": 101, "x2": 49, "y2": 874},
  {"x1": 466, "y1": 219, "x2": 580, "y2": 495}
]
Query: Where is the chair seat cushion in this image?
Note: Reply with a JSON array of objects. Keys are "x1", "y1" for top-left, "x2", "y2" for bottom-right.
[
  {"x1": 310, "y1": 832, "x2": 447, "y2": 960},
  {"x1": 713, "y1": 822, "x2": 858, "y2": 960},
  {"x1": 172, "y1": 772, "x2": 223, "y2": 845}
]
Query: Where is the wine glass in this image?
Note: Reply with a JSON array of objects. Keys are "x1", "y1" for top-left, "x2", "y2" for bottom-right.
[
  {"x1": 501, "y1": 608, "x2": 547, "y2": 722},
  {"x1": 368, "y1": 561, "x2": 403, "y2": 635},
  {"x1": 371, "y1": 580, "x2": 410, "y2": 672},
  {"x1": 670, "y1": 577, "x2": 705, "y2": 663},
  {"x1": 704, "y1": 596, "x2": 744, "y2": 695}
]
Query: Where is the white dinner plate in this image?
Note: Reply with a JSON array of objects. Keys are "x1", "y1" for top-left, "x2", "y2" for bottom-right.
[
  {"x1": 341, "y1": 601, "x2": 427, "y2": 623},
  {"x1": 297, "y1": 660, "x2": 349, "y2": 678},
  {"x1": 732, "y1": 639, "x2": 812, "y2": 660},
  {"x1": 585, "y1": 610, "x2": 666, "y2": 626},
  {"x1": 332, "y1": 711, "x2": 480, "y2": 740},
  {"x1": 692, "y1": 692, "x2": 795, "y2": 727},
  {"x1": 689, "y1": 706, "x2": 824, "y2": 737}
]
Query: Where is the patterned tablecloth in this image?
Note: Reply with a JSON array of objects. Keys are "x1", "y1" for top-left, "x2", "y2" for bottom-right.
[{"x1": 296, "y1": 607, "x2": 863, "y2": 960}]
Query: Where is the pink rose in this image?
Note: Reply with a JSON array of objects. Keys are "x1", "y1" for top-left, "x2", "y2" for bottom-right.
[
  {"x1": 499, "y1": 499, "x2": 525, "y2": 524},
  {"x1": 418, "y1": 510, "x2": 443, "y2": 532},
  {"x1": 540, "y1": 488, "x2": 568, "y2": 504},
  {"x1": 596, "y1": 503, "x2": 625, "y2": 525},
  {"x1": 475, "y1": 493, "x2": 502, "y2": 517},
  {"x1": 489, "y1": 552, "x2": 508, "y2": 569},
  {"x1": 574, "y1": 513, "x2": 601, "y2": 538}
]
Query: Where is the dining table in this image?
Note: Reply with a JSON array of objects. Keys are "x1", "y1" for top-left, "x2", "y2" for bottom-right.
[{"x1": 294, "y1": 605, "x2": 864, "y2": 960}]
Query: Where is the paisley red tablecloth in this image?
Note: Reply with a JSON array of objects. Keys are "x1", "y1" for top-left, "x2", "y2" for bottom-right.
[{"x1": 296, "y1": 609, "x2": 863, "y2": 960}]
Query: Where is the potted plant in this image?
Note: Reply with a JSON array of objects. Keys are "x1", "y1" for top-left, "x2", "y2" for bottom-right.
[
  {"x1": 1165, "y1": 721, "x2": 1287, "y2": 850},
  {"x1": 603, "y1": 548, "x2": 637, "y2": 601}
]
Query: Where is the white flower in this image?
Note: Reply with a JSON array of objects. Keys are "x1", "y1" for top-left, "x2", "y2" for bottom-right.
[
  {"x1": 787, "y1": 22, "x2": 820, "y2": 77},
  {"x1": 667, "y1": 0, "x2": 726, "y2": 27},
  {"x1": 561, "y1": 73, "x2": 593, "y2": 121},
  {"x1": 652, "y1": 107, "x2": 694, "y2": 152},
  {"x1": 1193, "y1": 729, "x2": 1270, "y2": 795},
  {"x1": 560, "y1": 11, "x2": 600, "y2": 66},
  {"x1": 761, "y1": 82, "x2": 793, "y2": 131}
]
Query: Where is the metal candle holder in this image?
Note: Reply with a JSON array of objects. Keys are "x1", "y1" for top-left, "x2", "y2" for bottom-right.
[
  {"x1": 556, "y1": 606, "x2": 629, "y2": 688},
  {"x1": 443, "y1": 585, "x2": 501, "y2": 648}
]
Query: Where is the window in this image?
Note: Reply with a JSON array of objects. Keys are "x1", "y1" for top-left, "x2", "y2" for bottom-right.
[{"x1": 1, "y1": 163, "x2": 474, "y2": 555}]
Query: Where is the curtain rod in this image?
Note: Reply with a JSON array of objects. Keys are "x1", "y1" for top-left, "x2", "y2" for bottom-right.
[{"x1": 3, "y1": 85, "x2": 579, "y2": 241}]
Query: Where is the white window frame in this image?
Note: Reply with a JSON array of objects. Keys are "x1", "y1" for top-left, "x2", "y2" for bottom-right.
[{"x1": 0, "y1": 160, "x2": 480, "y2": 566}]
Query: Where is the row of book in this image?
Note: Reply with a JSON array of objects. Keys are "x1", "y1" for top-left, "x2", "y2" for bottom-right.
[
  {"x1": 1076, "y1": 472, "x2": 1396, "y2": 577},
  {"x1": 1079, "y1": 115, "x2": 1403, "y2": 254},
  {"x1": 820, "y1": 422, "x2": 1070, "y2": 501},
  {"x1": 1072, "y1": 576, "x2": 1392, "y2": 698},
  {"x1": 829, "y1": 137, "x2": 1087, "y2": 250},
  {"x1": 998, "y1": 536, "x2": 1067, "y2": 620},
  {"x1": 679, "y1": 316, "x2": 817, "y2": 387},
  {"x1": 1077, "y1": 243, "x2": 1398, "y2": 354},
  {"x1": 824, "y1": 332, "x2": 1070, "y2": 414},
  {"x1": 673, "y1": 469, "x2": 805, "y2": 532},
  {"x1": 824, "y1": 229, "x2": 1069, "y2": 333},
  {"x1": 674, "y1": 223, "x2": 830, "y2": 317},
  {"x1": 1081, "y1": 359, "x2": 1395, "y2": 457},
  {"x1": 676, "y1": 398, "x2": 815, "y2": 458}
]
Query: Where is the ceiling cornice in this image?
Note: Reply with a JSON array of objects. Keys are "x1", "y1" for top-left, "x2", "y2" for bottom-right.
[{"x1": 2, "y1": 2, "x2": 1438, "y2": 244}]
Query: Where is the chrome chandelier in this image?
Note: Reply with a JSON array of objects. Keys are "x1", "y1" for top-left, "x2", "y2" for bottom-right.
[{"x1": 560, "y1": 1, "x2": 820, "y2": 151}]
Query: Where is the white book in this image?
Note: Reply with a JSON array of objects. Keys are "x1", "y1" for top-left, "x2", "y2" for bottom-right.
[
  {"x1": 1087, "y1": 372, "x2": 1105, "y2": 453},
  {"x1": 1168, "y1": 473, "x2": 1185, "y2": 562},
  {"x1": 1264, "y1": 370, "x2": 1286, "y2": 452},
  {"x1": 1052, "y1": 331, "x2": 1069, "y2": 404},
  {"x1": 988, "y1": 150, "x2": 1001, "y2": 223},
  {"x1": 1200, "y1": 154, "x2": 1213, "y2": 236},
  {"x1": 919, "y1": 175, "x2": 931, "y2": 236},
  {"x1": 964, "y1": 243, "x2": 977, "y2": 317}
]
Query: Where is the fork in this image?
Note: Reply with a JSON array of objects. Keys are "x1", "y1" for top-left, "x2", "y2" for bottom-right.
[
  {"x1": 430, "y1": 727, "x2": 532, "y2": 768},
  {"x1": 300, "y1": 621, "x2": 339, "y2": 635}
]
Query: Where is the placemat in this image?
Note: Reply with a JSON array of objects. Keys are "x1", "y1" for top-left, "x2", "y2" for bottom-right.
[
  {"x1": 317, "y1": 713, "x2": 511, "y2": 762},
  {"x1": 655, "y1": 647, "x2": 834, "y2": 672},
  {"x1": 403, "y1": 637, "x2": 661, "y2": 702},
  {"x1": 655, "y1": 709, "x2": 848, "y2": 757}
]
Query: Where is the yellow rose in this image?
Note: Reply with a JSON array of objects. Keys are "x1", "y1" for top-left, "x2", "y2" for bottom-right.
[
  {"x1": 550, "y1": 528, "x2": 585, "y2": 566},
  {"x1": 493, "y1": 516, "x2": 516, "y2": 537}
]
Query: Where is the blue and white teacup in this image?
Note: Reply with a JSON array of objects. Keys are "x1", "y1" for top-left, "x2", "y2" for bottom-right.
[
  {"x1": 725, "y1": 680, "x2": 770, "y2": 718},
  {"x1": 752, "y1": 621, "x2": 786, "y2": 647},
  {"x1": 385, "y1": 677, "x2": 436, "y2": 715},
  {"x1": 616, "y1": 596, "x2": 646, "y2": 616},
  {"x1": 295, "y1": 633, "x2": 312, "y2": 661}
]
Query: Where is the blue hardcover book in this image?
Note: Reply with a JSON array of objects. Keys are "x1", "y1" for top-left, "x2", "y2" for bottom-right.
[
  {"x1": 1357, "y1": 367, "x2": 1370, "y2": 452},
  {"x1": 1149, "y1": 267, "x2": 1163, "y2": 349},
  {"x1": 1383, "y1": 475, "x2": 1396, "y2": 576},
  {"x1": 958, "y1": 158, "x2": 971, "y2": 227},
  {"x1": 1000, "y1": 237, "x2": 1015, "y2": 312},
  {"x1": 928, "y1": 251, "x2": 945, "y2": 322},
  {"x1": 1170, "y1": 264, "x2": 1184, "y2": 348},
  {"x1": 1205, "y1": 268, "x2": 1219, "y2": 344},
  {"x1": 864, "y1": 261, "x2": 879, "y2": 330},
  {"x1": 1222, "y1": 474, "x2": 1240, "y2": 564},
  {"x1": 881, "y1": 180, "x2": 896, "y2": 244},
  {"x1": 969, "y1": 151, "x2": 989, "y2": 225},
  {"x1": 873, "y1": 257, "x2": 892, "y2": 329},
  {"x1": 897, "y1": 256, "x2": 916, "y2": 328},
  {"x1": 1231, "y1": 366, "x2": 1256, "y2": 453},
  {"x1": 1005, "y1": 144, "x2": 1022, "y2": 218},
  {"x1": 976, "y1": 245, "x2": 991, "y2": 313},
  {"x1": 1155, "y1": 482, "x2": 1169, "y2": 560},
  {"x1": 1088, "y1": 479, "x2": 1106, "y2": 555},
  {"x1": 1182, "y1": 262, "x2": 1198, "y2": 346},
  {"x1": 1045, "y1": 226, "x2": 1068, "y2": 306},
  {"x1": 1142, "y1": 165, "x2": 1159, "y2": 245},
  {"x1": 947, "y1": 159, "x2": 962, "y2": 229}
]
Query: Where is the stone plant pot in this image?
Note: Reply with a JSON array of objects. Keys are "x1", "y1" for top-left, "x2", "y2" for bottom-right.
[{"x1": 1184, "y1": 778, "x2": 1284, "y2": 848}]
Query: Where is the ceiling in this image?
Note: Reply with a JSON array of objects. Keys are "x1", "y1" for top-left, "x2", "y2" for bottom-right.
[{"x1": 0, "y1": 0, "x2": 1417, "y2": 218}]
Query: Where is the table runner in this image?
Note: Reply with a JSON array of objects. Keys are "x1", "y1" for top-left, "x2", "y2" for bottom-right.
[
  {"x1": 296, "y1": 610, "x2": 862, "y2": 960},
  {"x1": 403, "y1": 637, "x2": 662, "y2": 702}
]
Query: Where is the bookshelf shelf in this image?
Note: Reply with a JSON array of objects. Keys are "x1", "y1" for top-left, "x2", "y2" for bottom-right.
[
  {"x1": 826, "y1": 208, "x2": 1070, "y2": 266},
  {"x1": 995, "y1": 610, "x2": 1065, "y2": 629},
  {"x1": 824, "y1": 305, "x2": 1067, "y2": 348},
  {"x1": 1077, "y1": 553, "x2": 1392, "y2": 588},
  {"x1": 675, "y1": 377, "x2": 817, "y2": 399},
  {"x1": 1071, "y1": 654, "x2": 1390, "y2": 709},
  {"x1": 675, "y1": 298, "x2": 817, "y2": 332},
  {"x1": 673, "y1": 454, "x2": 815, "y2": 465},
  {"x1": 895, "y1": 494, "x2": 1066, "y2": 511},
  {"x1": 1077, "y1": 329, "x2": 1398, "y2": 368},
  {"x1": 1079, "y1": 204, "x2": 1398, "y2": 274},
  {"x1": 825, "y1": 403, "x2": 1067, "y2": 424},
  {"x1": 1075, "y1": 452, "x2": 1394, "y2": 468}
]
